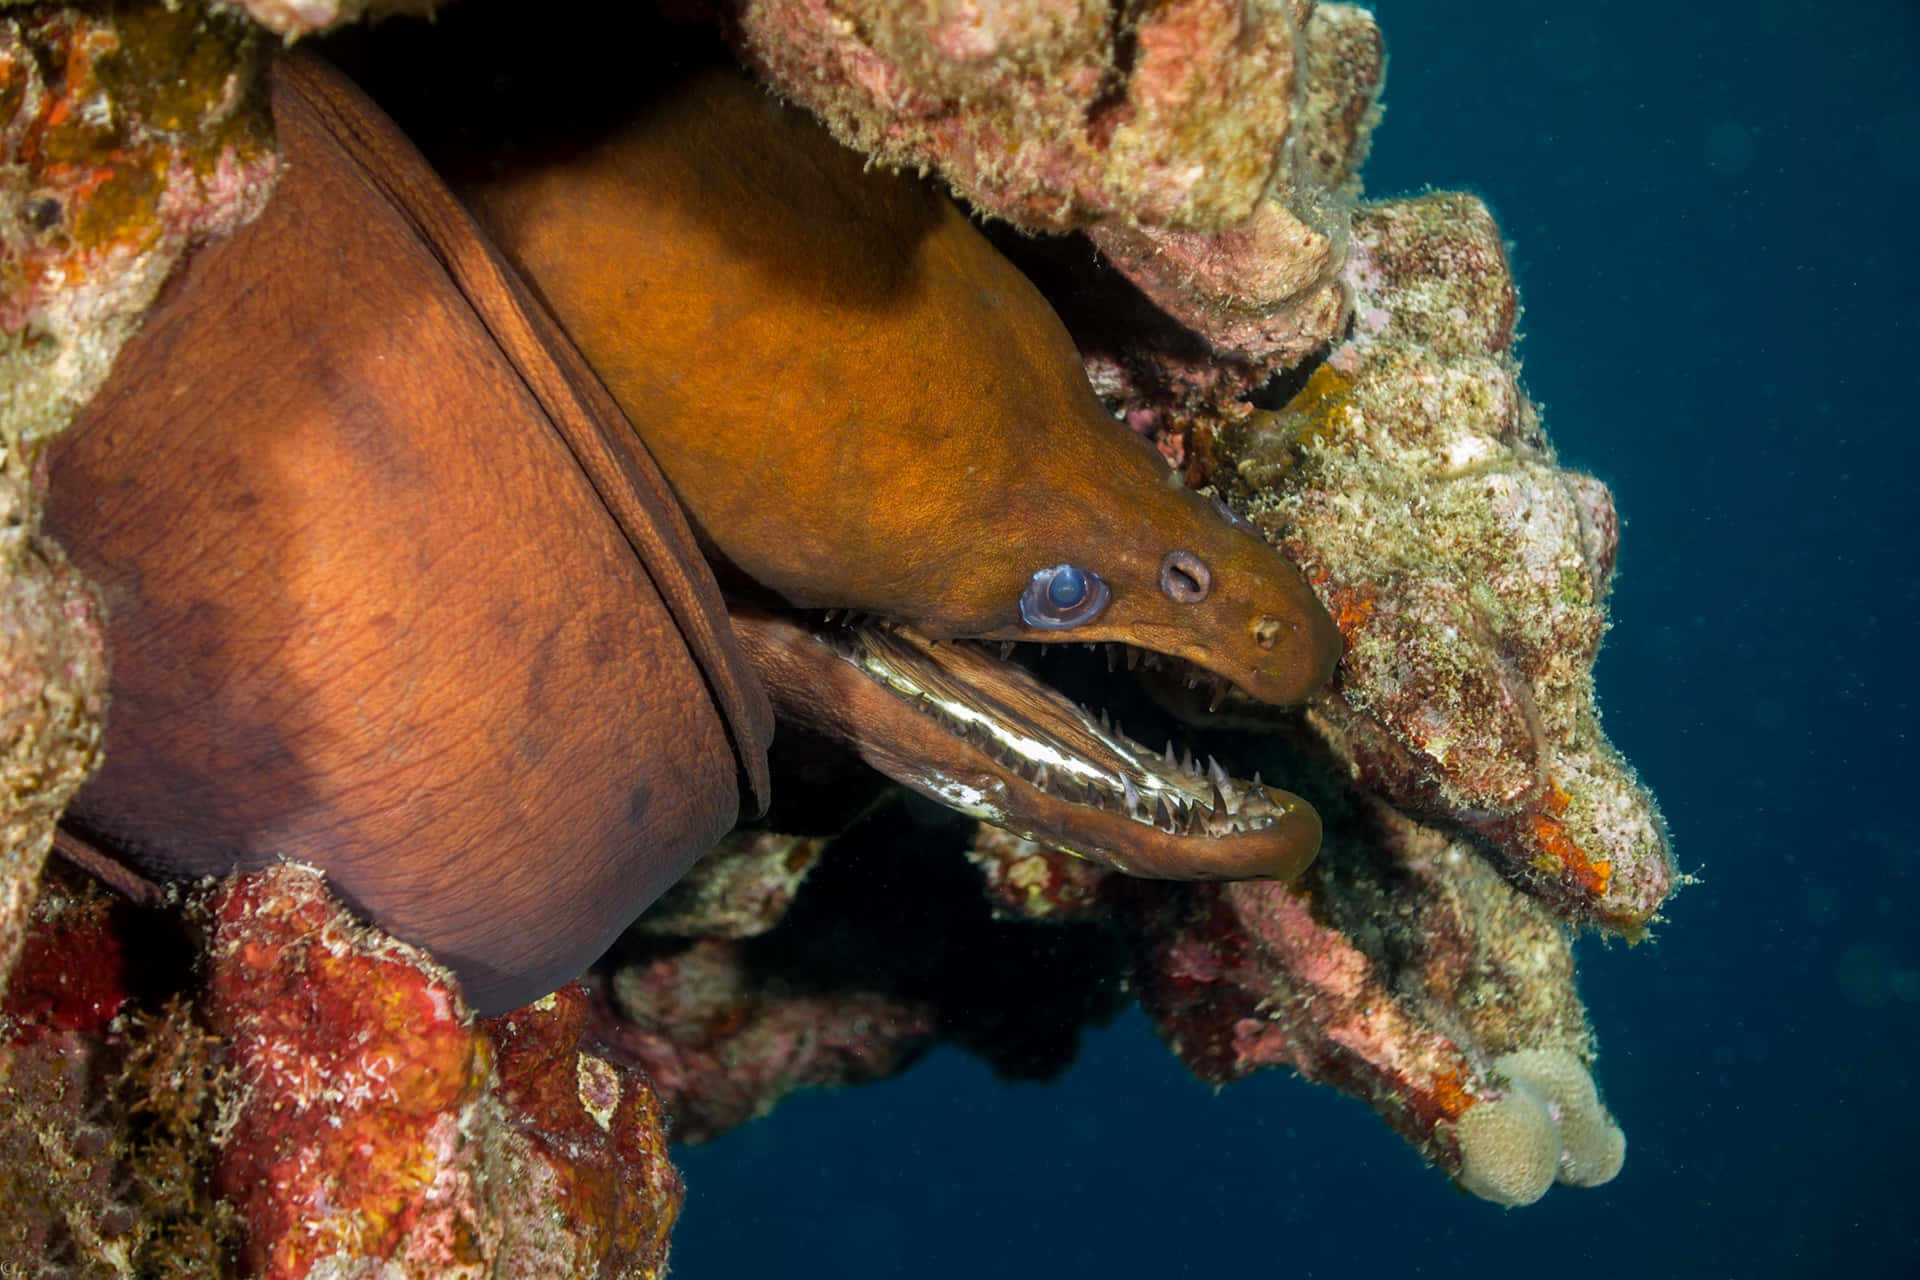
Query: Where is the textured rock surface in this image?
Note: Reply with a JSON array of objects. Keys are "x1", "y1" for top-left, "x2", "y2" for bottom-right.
[
  {"x1": 716, "y1": 0, "x2": 1316, "y2": 233},
  {"x1": 594, "y1": 936, "x2": 936, "y2": 1144},
  {"x1": 204, "y1": 865, "x2": 683, "y2": 1279},
  {"x1": 1224, "y1": 193, "x2": 1672, "y2": 931},
  {"x1": 0, "y1": 0, "x2": 275, "y2": 1007},
  {"x1": 1, "y1": 861, "x2": 686, "y2": 1277},
  {"x1": 635, "y1": 828, "x2": 829, "y2": 939}
]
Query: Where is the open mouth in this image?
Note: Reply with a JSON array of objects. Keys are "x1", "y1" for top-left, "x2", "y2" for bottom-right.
[{"x1": 739, "y1": 609, "x2": 1322, "y2": 883}]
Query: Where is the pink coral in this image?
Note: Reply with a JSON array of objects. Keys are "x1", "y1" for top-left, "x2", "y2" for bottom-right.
[
  {"x1": 593, "y1": 937, "x2": 935, "y2": 1143},
  {"x1": 719, "y1": 0, "x2": 1312, "y2": 232},
  {"x1": 203, "y1": 865, "x2": 682, "y2": 1278}
]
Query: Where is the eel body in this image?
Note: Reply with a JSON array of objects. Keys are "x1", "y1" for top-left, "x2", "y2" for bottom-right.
[
  {"x1": 448, "y1": 65, "x2": 1341, "y2": 711},
  {"x1": 436, "y1": 58, "x2": 1341, "y2": 879},
  {"x1": 49, "y1": 39, "x2": 1345, "y2": 1015},
  {"x1": 45, "y1": 56, "x2": 771, "y2": 1015}
]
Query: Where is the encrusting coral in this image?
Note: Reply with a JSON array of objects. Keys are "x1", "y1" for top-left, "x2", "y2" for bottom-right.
[
  {"x1": 0, "y1": 862, "x2": 684, "y2": 1277},
  {"x1": 0, "y1": 0, "x2": 275, "y2": 1004},
  {"x1": 1230, "y1": 193, "x2": 1672, "y2": 932},
  {"x1": 204, "y1": 866, "x2": 681, "y2": 1279}
]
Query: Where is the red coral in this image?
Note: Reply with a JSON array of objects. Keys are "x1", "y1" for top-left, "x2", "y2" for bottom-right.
[{"x1": 202, "y1": 866, "x2": 682, "y2": 1278}]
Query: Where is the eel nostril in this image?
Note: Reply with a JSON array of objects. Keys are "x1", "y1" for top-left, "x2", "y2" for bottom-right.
[{"x1": 1160, "y1": 550, "x2": 1212, "y2": 604}]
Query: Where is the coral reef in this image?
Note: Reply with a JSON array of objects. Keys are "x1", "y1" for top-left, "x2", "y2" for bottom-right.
[
  {"x1": 203, "y1": 864, "x2": 682, "y2": 1278},
  {"x1": 593, "y1": 936, "x2": 936, "y2": 1143},
  {"x1": 0, "y1": 870, "x2": 237, "y2": 1276},
  {"x1": 1124, "y1": 796, "x2": 1621, "y2": 1198},
  {"x1": 635, "y1": 828, "x2": 830, "y2": 939},
  {"x1": 2, "y1": 862, "x2": 684, "y2": 1277},
  {"x1": 715, "y1": 0, "x2": 1313, "y2": 234},
  {"x1": 0, "y1": 0, "x2": 273, "y2": 1003},
  {"x1": 1221, "y1": 193, "x2": 1673, "y2": 932}
]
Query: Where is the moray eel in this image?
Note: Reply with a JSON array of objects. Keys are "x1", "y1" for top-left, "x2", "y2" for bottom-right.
[
  {"x1": 50, "y1": 43, "x2": 1341, "y2": 1013},
  {"x1": 429, "y1": 54, "x2": 1343, "y2": 881}
]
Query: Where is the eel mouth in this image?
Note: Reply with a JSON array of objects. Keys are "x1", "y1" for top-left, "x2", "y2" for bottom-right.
[{"x1": 732, "y1": 608, "x2": 1321, "y2": 882}]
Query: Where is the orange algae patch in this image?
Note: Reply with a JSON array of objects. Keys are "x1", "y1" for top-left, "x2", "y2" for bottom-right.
[
  {"x1": 1280, "y1": 364, "x2": 1362, "y2": 447},
  {"x1": 1526, "y1": 781, "x2": 1612, "y2": 897},
  {"x1": 1428, "y1": 1067, "x2": 1476, "y2": 1119},
  {"x1": 1, "y1": 2, "x2": 272, "y2": 315},
  {"x1": 1311, "y1": 570, "x2": 1376, "y2": 640}
]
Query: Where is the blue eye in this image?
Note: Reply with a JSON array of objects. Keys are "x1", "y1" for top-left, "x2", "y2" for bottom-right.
[
  {"x1": 1021, "y1": 564, "x2": 1110, "y2": 630},
  {"x1": 1048, "y1": 566, "x2": 1088, "y2": 607}
]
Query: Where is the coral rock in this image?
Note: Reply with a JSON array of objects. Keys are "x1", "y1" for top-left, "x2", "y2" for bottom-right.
[
  {"x1": 1, "y1": 0, "x2": 276, "y2": 1006},
  {"x1": 634, "y1": 828, "x2": 828, "y2": 939},
  {"x1": 965, "y1": 822, "x2": 1115, "y2": 921},
  {"x1": 718, "y1": 0, "x2": 1317, "y2": 234},
  {"x1": 1222, "y1": 193, "x2": 1672, "y2": 930},
  {"x1": 595, "y1": 937, "x2": 935, "y2": 1144},
  {"x1": 1452, "y1": 1048, "x2": 1626, "y2": 1206},
  {"x1": 203, "y1": 865, "x2": 681, "y2": 1279},
  {"x1": 0, "y1": 871, "x2": 236, "y2": 1275},
  {"x1": 1131, "y1": 789, "x2": 1618, "y2": 1197},
  {"x1": 0, "y1": 543, "x2": 104, "y2": 1006}
]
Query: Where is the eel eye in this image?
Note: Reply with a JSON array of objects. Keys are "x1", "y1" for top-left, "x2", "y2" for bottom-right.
[
  {"x1": 1020, "y1": 564, "x2": 1111, "y2": 630},
  {"x1": 1159, "y1": 550, "x2": 1212, "y2": 604}
]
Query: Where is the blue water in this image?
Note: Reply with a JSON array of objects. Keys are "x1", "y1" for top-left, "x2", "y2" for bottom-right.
[{"x1": 671, "y1": 0, "x2": 1920, "y2": 1274}]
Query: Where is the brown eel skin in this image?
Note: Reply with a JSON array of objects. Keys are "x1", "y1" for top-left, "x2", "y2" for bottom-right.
[
  {"x1": 45, "y1": 47, "x2": 1342, "y2": 1013},
  {"x1": 434, "y1": 52, "x2": 1341, "y2": 879},
  {"x1": 46, "y1": 55, "x2": 772, "y2": 1015}
]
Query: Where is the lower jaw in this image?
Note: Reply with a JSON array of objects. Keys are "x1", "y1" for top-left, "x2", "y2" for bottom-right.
[{"x1": 728, "y1": 607, "x2": 1323, "y2": 883}]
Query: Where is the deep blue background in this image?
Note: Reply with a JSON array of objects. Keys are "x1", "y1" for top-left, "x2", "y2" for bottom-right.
[{"x1": 671, "y1": 0, "x2": 1920, "y2": 1274}]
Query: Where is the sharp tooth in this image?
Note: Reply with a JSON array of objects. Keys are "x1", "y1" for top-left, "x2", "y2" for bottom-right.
[
  {"x1": 1253, "y1": 770, "x2": 1264, "y2": 791},
  {"x1": 1154, "y1": 798, "x2": 1174, "y2": 831},
  {"x1": 1164, "y1": 741, "x2": 1177, "y2": 769},
  {"x1": 1210, "y1": 780, "x2": 1227, "y2": 815},
  {"x1": 1100, "y1": 708, "x2": 1112, "y2": 731},
  {"x1": 1181, "y1": 746, "x2": 1194, "y2": 773},
  {"x1": 999, "y1": 641, "x2": 1016, "y2": 660},
  {"x1": 1208, "y1": 756, "x2": 1230, "y2": 788},
  {"x1": 1185, "y1": 805, "x2": 1204, "y2": 835},
  {"x1": 1033, "y1": 765, "x2": 1049, "y2": 792},
  {"x1": 1126, "y1": 648, "x2": 1141, "y2": 671},
  {"x1": 823, "y1": 608, "x2": 838, "y2": 623},
  {"x1": 1209, "y1": 680, "x2": 1228, "y2": 713},
  {"x1": 1123, "y1": 776, "x2": 1142, "y2": 817}
]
